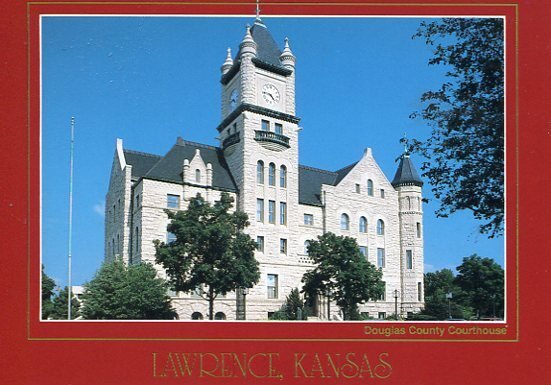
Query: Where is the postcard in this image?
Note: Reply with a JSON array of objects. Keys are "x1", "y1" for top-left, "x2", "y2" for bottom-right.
[{"x1": 1, "y1": 0, "x2": 549, "y2": 384}]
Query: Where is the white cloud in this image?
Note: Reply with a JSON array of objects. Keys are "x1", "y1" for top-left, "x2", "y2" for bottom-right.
[{"x1": 93, "y1": 201, "x2": 105, "y2": 217}]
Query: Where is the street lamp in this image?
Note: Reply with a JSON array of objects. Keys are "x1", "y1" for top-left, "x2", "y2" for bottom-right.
[
  {"x1": 446, "y1": 292, "x2": 453, "y2": 319},
  {"x1": 393, "y1": 289, "x2": 400, "y2": 320},
  {"x1": 236, "y1": 287, "x2": 249, "y2": 320}
]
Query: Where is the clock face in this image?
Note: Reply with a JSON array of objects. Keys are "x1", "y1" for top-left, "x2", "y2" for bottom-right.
[
  {"x1": 230, "y1": 89, "x2": 239, "y2": 111},
  {"x1": 261, "y1": 83, "x2": 280, "y2": 105}
]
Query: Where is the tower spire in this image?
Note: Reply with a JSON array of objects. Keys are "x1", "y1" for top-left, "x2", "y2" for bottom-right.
[{"x1": 402, "y1": 132, "x2": 409, "y2": 157}]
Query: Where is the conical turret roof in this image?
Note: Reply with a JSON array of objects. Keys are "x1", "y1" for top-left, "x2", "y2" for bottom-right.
[
  {"x1": 236, "y1": 19, "x2": 284, "y2": 67},
  {"x1": 391, "y1": 155, "x2": 424, "y2": 187}
]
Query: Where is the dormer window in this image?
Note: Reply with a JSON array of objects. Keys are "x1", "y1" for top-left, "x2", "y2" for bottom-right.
[
  {"x1": 367, "y1": 179, "x2": 374, "y2": 196},
  {"x1": 195, "y1": 169, "x2": 201, "y2": 183}
]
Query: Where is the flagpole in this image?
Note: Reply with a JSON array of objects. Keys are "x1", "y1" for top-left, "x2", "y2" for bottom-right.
[{"x1": 68, "y1": 117, "x2": 75, "y2": 320}]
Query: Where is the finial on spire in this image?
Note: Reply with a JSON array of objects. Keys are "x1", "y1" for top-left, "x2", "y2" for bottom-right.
[
  {"x1": 255, "y1": 0, "x2": 261, "y2": 21},
  {"x1": 221, "y1": 47, "x2": 233, "y2": 74},
  {"x1": 402, "y1": 132, "x2": 410, "y2": 157}
]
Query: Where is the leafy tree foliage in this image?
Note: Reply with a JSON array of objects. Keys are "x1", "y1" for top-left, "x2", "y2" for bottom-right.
[
  {"x1": 455, "y1": 254, "x2": 504, "y2": 318},
  {"x1": 301, "y1": 233, "x2": 384, "y2": 320},
  {"x1": 419, "y1": 255, "x2": 503, "y2": 320},
  {"x1": 422, "y1": 269, "x2": 472, "y2": 320},
  {"x1": 41, "y1": 266, "x2": 55, "y2": 319},
  {"x1": 411, "y1": 18, "x2": 504, "y2": 237},
  {"x1": 155, "y1": 192, "x2": 260, "y2": 320},
  {"x1": 271, "y1": 288, "x2": 308, "y2": 320},
  {"x1": 81, "y1": 258, "x2": 176, "y2": 320},
  {"x1": 49, "y1": 286, "x2": 81, "y2": 320}
]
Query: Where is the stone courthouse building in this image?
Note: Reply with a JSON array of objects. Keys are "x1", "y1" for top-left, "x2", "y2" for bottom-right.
[{"x1": 105, "y1": 18, "x2": 425, "y2": 320}]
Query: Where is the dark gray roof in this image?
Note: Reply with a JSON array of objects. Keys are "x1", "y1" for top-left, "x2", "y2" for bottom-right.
[
  {"x1": 334, "y1": 162, "x2": 358, "y2": 185},
  {"x1": 235, "y1": 19, "x2": 283, "y2": 68},
  {"x1": 391, "y1": 155, "x2": 424, "y2": 187},
  {"x1": 123, "y1": 150, "x2": 162, "y2": 180},
  {"x1": 298, "y1": 165, "x2": 339, "y2": 206},
  {"x1": 124, "y1": 141, "x2": 238, "y2": 192},
  {"x1": 250, "y1": 20, "x2": 283, "y2": 67}
]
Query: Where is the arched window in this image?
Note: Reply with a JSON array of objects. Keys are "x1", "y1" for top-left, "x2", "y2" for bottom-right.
[
  {"x1": 195, "y1": 169, "x2": 201, "y2": 183},
  {"x1": 117, "y1": 234, "x2": 120, "y2": 254},
  {"x1": 359, "y1": 216, "x2": 367, "y2": 233},
  {"x1": 268, "y1": 163, "x2": 276, "y2": 186},
  {"x1": 340, "y1": 213, "x2": 350, "y2": 230},
  {"x1": 257, "y1": 161, "x2": 264, "y2": 184},
  {"x1": 280, "y1": 165, "x2": 287, "y2": 188},
  {"x1": 304, "y1": 240, "x2": 310, "y2": 255},
  {"x1": 191, "y1": 312, "x2": 204, "y2": 320},
  {"x1": 214, "y1": 312, "x2": 227, "y2": 320},
  {"x1": 367, "y1": 179, "x2": 374, "y2": 196},
  {"x1": 377, "y1": 219, "x2": 385, "y2": 235}
]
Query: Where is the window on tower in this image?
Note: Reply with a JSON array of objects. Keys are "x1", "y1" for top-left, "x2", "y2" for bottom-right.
[
  {"x1": 261, "y1": 120, "x2": 270, "y2": 131},
  {"x1": 268, "y1": 163, "x2": 276, "y2": 186},
  {"x1": 280, "y1": 165, "x2": 287, "y2": 188},
  {"x1": 257, "y1": 161, "x2": 264, "y2": 184},
  {"x1": 268, "y1": 200, "x2": 275, "y2": 224},
  {"x1": 406, "y1": 250, "x2": 413, "y2": 269},
  {"x1": 416, "y1": 222, "x2": 422, "y2": 238},
  {"x1": 275, "y1": 123, "x2": 283, "y2": 134},
  {"x1": 280, "y1": 202, "x2": 287, "y2": 225}
]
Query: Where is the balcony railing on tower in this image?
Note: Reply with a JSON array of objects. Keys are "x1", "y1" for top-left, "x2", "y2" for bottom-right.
[
  {"x1": 222, "y1": 132, "x2": 240, "y2": 149},
  {"x1": 254, "y1": 130, "x2": 290, "y2": 149}
]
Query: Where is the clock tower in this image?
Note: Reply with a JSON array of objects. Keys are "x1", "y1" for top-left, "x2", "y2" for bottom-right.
[{"x1": 216, "y1": 18, "x2": 303, "y2": 302}]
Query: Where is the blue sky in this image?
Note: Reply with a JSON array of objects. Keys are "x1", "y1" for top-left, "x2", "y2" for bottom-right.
[{"x1": 41, "y1": 16, "x2": 504, "y2": 287}]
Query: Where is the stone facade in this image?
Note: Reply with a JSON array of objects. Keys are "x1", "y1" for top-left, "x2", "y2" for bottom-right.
[{"x1": 104, "y1": 18, "x2": 424, "y2": 321}]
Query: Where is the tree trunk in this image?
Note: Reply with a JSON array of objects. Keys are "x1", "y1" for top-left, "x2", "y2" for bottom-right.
[{"x1": 208, "y1": 287, "x2": 214, "y2": 320}]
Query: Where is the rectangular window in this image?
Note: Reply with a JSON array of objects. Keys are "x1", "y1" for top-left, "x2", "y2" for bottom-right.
[
  {"x1": 268, "y1": 200, "x2": 276, "y2": 224},
  {"x1": 256, "y1": 199, "x2": 264, "y2": 222},
  {"x1": 406, "y1": 250, "x2": 413, "y2": 269},
  {"x1": 359, "y1": 246, "x2": 367, "y2": 257},
  {"x1": 416, "y1": 222, "x2": 422, "y2": 238},
  {"x1": 378, "y1": 312, "x2": 386, "y2": 319},
  {"x1": 280, "y1": 202, "x2": 287, "y2": 225},
  {"x1": 280, "y1": 238, "x2": 287, "y2": 254},
  {"x1": 275, "y1": 123, "x2": 283, "y2": 134},
  {"x1": 355, "y1": 184, "x2": 360, "y2": 193},
  {"x1": 261, "y1": 119, "x2": 270, "y2": 131},
  {"x1": 418, "y1": 282, "x2": 422, "y2": 302},
  {"x1": 380, "y1": 189, "x2": 385, "y2": 198},
  {"x1": 167, "y1": 231, "x2": 176, "y2": 244},
  {"x1": 304, "y1": 214, "x2": 314, "y2": 226},
  {"x1": 267, "y1": 274, "x2": 278, "y2": 299},
  {"x1": 256, "y1": 236, "x2": 264, "y2": 252},
  {"x1": 377, "y1": 248, "x2": 386, "y2": 268},
  {"x1": 379, "y1": 282, "x2": 386, "y2": 301},
  {"x1": 135, "y1": 194, "x2": 140, "y2": 209},
  {"x1": 167, "y1": 194, "x2": 179, "y2": 209}
]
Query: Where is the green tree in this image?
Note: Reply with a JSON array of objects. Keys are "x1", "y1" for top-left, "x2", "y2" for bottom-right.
[
  {"x1": 155, "y1": 192, "x2": 260, "y2": 320},
  {"x1": 41, "y1": 266, "x2": 55, "y2": 319},
  {"x1": 271, "y1": 288, "x2": 308, "y2": 320},
  {"x1": 49, "y1": 286, "x2": 81, "y2": 320},
  {"x1": 81, "y1": 258, "x2": 176, "y2": 320},
  {"x1": 454, "y1": 254, "x2": 504, "y2": 318},
  {"x1": 411, "y1": 18, "x2": 504, "y2": 237},
  {"x1": 422, "y1": 269, "x2": 472, "y2": 320},
  {"x1": 301, "y1": 233, "x2": 384, "y2": 320}
]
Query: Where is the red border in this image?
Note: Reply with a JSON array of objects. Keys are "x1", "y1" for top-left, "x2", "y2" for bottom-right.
[{"x1": 3, "y1": 1, "x2": 551, "y2": 384}]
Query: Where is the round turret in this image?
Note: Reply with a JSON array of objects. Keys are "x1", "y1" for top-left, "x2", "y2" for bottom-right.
[
  {"x1": 239, "y1": 25, "x2": 257, "y2": 57},
  {"x1": 220, "y1": 48, "x2": 233, "y2": 74},
  {"x1": 279, "y1": 37, "x2": 296, "y2": 68}
]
